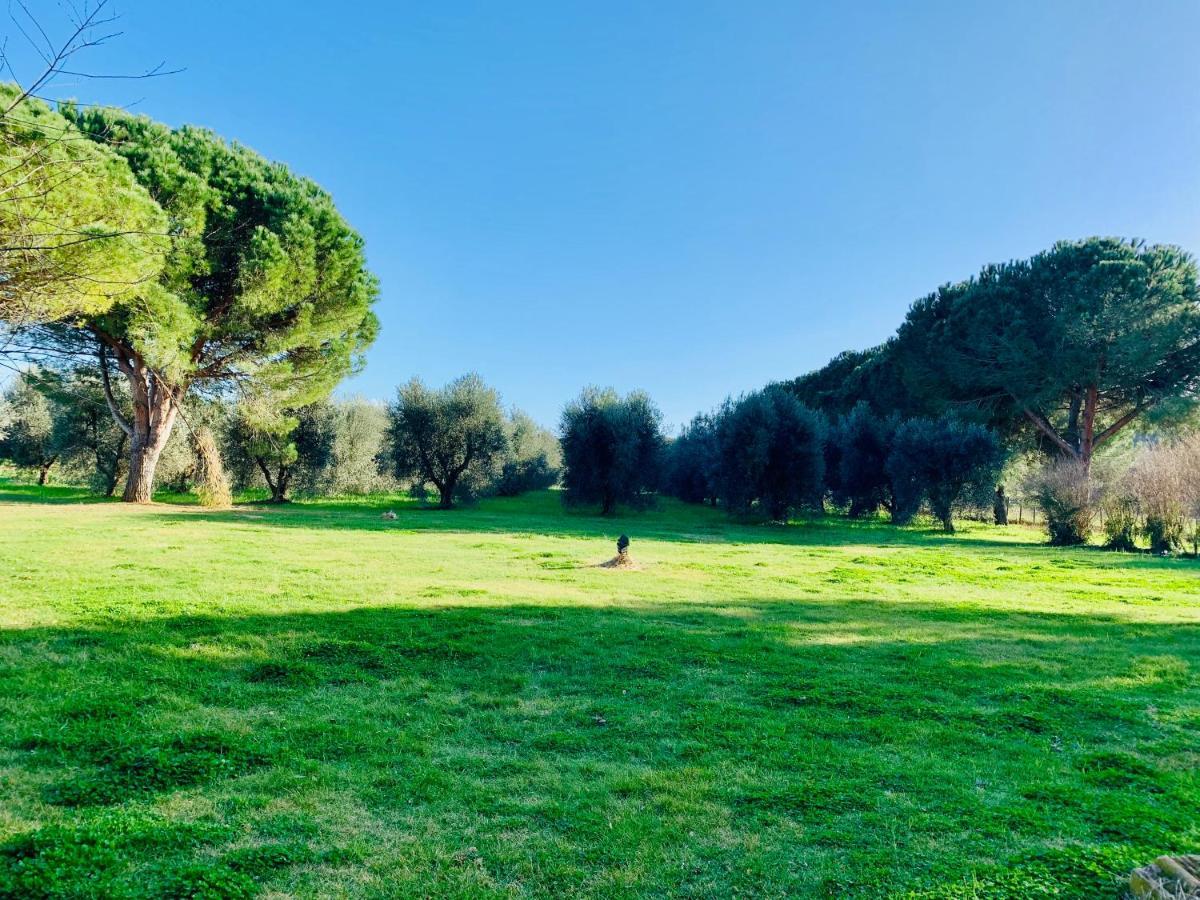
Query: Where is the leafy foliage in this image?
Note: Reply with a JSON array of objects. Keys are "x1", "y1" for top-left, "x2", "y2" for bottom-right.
[
  {"x1": 0, "y1": 83, "x2": 168, "y2": 323},
  {"x1": 1028, "y1": 459, "x2": 1102, "y2": 546},
  {"x1": 321, "y1": 398, "x2": 395, "y2": 496},
  {"x1": 226, "y1": 401, "x2": 337, "y2": 502},
  {"x1": 832, "y1": 401, "x2": 899, "y2": 517},
  {"x1": 13, "y1": 105, "x2": 378, "y2": 501},
  {"x1": 559, "y1": 387, "x2": 665, "y2": 514},
  {"x1": 886, "y1": 416, "x2": 1001, "y2": 531},
  {"x1": 495, "y1": 410, "x2": 561, "y2": 496},
  {"x1": 0, "y1": 371, "x2": 59, "y2": 482},
  {"x1": 894, "y1": 238, "x2": 1200, "y2": 469},
  {"x1": 782, "y1": 342, "x2": 917, "y2": 419},
  {"x1": 46, "y1": 369, "x2": 131, "y2": 496},
  {"x1": 715, "y1": 387, "x2": 826, "y2": 521},
  {"x1": 663, "y1": 412, "x2": 720, "y2": 505},
  {"x1": 387, "y1": 374, "x2": 508, "y2": 508}
]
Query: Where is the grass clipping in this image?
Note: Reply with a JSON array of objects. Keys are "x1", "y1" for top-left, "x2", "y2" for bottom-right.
[
  {"x1": 1130, "y1": 856, "x2": 1200, "y2": 899},
  {"x1": 597, "y1": 549, "x2": 639, "y2": 570},
  {"x1": 193, "y1": 426, "x2": 232, "y2": 509}
]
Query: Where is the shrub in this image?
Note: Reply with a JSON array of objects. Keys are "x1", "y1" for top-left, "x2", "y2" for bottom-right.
[
  {"x1": 1126, "y1": 437, "x2": 1199, "y2": 554},
  {"x1": 559, "y1": 387, "x2": 664, "y2": 514},
  {"x1": 1028, "y1": 459, "x2": 1099, "y2": 546},
  {"x1": 715, "y1": 388, "x2": 826, "y2": 521},
  {"x1": 1102, "y1": 491, "x2": 1139, "y2": 551},
  {"x1": 886, "y1": 416, "x2": 1000, "y2": 532}
]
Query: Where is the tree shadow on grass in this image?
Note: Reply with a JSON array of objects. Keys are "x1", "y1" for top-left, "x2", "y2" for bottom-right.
[
  {"x1": 128, "y1": 488, "x2": 1082, "y2": 553},
  {"x1": 0, "y1": 478, "x2": 112, "y2": 505},
  {"x1": 1, "y1": 598, "x2": 1196, "y2": 896},
  {"x1": 135, "y1": 493, "x2": 1200, "y2": 576}
]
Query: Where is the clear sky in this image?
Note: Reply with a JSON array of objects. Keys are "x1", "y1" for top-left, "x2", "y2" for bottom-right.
[{"x1": 11, "y1": 1, "x2": 1200, "y2": 430}]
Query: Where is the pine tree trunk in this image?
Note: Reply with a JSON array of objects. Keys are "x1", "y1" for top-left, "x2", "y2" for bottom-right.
[
  {"x1": 123, "y1": 438, "x2": 164, "y2": 503},
  {"x1": 103, "y1": 344, "x2": 181, "y2": 504}
]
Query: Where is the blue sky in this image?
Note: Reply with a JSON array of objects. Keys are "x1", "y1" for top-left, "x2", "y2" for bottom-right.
[{"x1": 11, "y1": 1, "x2": 1200, "y2": 429}]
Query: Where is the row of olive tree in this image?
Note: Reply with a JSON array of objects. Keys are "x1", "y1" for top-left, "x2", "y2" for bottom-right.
[
  {"x1": 665, "y1": 390, "x2": 1000, "y2": 531},
  {"x1": 0, "y1": 370, "x2": 395, "y2": 501},
  {"x1": 1, "y1": 368, "x2": 143, "y2": 494}
]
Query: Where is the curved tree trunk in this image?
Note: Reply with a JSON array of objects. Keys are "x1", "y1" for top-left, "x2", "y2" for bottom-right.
[
  {"x1": 256, "y1": 458, "x2": 291, "y2": 503},
  {"x1": 96, "y1": 334, "x2": 182, "y2": 504}
]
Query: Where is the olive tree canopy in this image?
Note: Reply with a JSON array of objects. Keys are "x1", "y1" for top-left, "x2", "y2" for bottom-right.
[
  {"x1": 387, "y1": 373, "x2": 508, "y2": 509},
  {"x1": 559, "y1": 387, "x2": 665, "y2": 515}
]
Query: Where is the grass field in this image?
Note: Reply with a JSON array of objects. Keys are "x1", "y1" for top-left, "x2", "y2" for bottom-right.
[{"x1": 1, "y1": 478, "x2": 1197, "y2": 898}]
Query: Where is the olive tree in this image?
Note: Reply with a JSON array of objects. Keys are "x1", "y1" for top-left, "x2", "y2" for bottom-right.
[
  {"x1": 832, "y1": 402, "x2": 899, "y2": 517},
  {"x1": 715, "y1": 387, "x2": 826, "y2": 521},
  {"x1": 49, "y1": 370, "x2": 131, "y2": 496},
  {"x1": 663, "y1": 412, "x2": 720, "y2": 506},
  {"x1": 387, "y1": 374, "x2": 508, "y2": 508},
  {"x1": 886, "y1": 416, "x2": 1001, "y2": 532},
  {"x1": 559, "y1": 387, "x2": 664, "y2": 514},
  {"x1": 322, "y1": 398, "x2": 395, "y2": 496},
  {"x1": 227, "y1": 401, "x2": 337, "y2": 503},
  {"x1": 0, "y1": 371, "x2": 60, "y2": 483},
  {"x1": 495, "y1": 410, "x2": 561, "y2": 496}
]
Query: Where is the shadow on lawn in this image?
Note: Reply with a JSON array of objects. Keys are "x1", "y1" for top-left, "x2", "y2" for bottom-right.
[
  {"x1": 1, "y1": 598, "x2": 1197, "y2": 895},
  {"x1": 133, "y1": 489, "x2": 1075, "y2": 553},
  {"x1": 5, "y1": 476, "x2": 1192, "y2": 567},
  {"x1": 138, "y1": 494, "x2": 1200, "y2": 573},
  {"x1": 0, "y1": 479, "x2": 112, "y2": 505}
]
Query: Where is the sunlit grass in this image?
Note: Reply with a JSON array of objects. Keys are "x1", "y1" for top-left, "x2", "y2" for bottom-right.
[{"x1": 0, "y1": 478, "x2": 1197, "y2": 897}]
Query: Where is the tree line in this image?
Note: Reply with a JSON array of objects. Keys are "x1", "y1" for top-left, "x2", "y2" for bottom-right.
[
  {"x1": 3, "y1": 49, "x2": 1198, "y2": 547},
  {"x1": 6, "y1": 235, "x2": 1200, "y2": 551},
  {"x1": 0, "y1": 371, "x2": 563, "y2": 506}
]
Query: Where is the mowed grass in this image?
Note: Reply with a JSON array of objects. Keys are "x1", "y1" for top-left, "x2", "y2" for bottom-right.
[{"x1": 0, "y1": 480, "x2": 1197, "y2": 898}]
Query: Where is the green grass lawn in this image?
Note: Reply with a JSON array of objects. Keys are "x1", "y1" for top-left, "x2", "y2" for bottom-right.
[{"x1": 1, "y1": 479, "x2": 1197, "y2": 898}]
